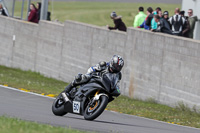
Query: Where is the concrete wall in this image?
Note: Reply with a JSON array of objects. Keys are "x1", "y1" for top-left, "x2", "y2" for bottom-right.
[
  {"x1": 1, "y1": 15, "x2": 200, "y2": 109},
  {"x1": 127, "y1": 28, "x2": 200, "y2": 109}
]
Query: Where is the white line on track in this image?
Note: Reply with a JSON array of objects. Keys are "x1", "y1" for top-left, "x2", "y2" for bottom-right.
[{"x1": 0, "y1": 85, "x2": 55, "y2": 99}]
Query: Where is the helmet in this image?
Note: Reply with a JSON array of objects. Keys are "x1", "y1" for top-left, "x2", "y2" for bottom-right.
[
  {"x1": 109, "y1": 55, "x2": 124, "y2": 73},
  {"x1": 110, "y1": 11, "x2": 117, "y2": 18}
]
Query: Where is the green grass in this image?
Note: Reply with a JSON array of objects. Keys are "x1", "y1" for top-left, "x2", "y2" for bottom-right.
[
  {"x1": 14, "y1": 2, "x2": 181, "y2": 27},
  {"x1": 0, "y1": 116, "x2": 91, "y2": 133},
  {"x1": 0, "y1": 65, "x2": 68, "y2": 96},
  {"x1": 106, "y1": 96, "x2": 200, "y2": 128},
  {"x1": 0, "y1": 65, "x2": 200, "y2": 128}
]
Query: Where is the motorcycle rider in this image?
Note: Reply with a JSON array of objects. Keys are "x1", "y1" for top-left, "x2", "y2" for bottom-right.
[{"x1": 64, "y1": 55, "x2": 124, "y2": 98}]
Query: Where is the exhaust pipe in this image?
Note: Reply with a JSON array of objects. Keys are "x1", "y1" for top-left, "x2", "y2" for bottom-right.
[{"x1": 61, "y1": 93, "x2": 69, "y2": 102}]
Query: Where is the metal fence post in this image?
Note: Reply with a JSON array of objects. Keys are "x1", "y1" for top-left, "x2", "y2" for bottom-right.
[
  {"x1": 41, "y1": 0, "x2": 48, "y2": 20},
  {"x1": 21, "y1": 0, "x2": 25, "y2": 20},
  {"x1": 12, "y1": 0, "x2": 16, "y2": 17}
]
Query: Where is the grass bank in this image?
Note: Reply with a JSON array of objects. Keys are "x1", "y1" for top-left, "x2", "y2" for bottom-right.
[
  {"x1": 0, "y1": 116, "x2": 91, "y2": 133},
  {"x1": 0, "y1": 65, "x2": 200, "y2": 128},
  {"x1": 14, "y1": 2, "x2": 180, "y2": 26}
]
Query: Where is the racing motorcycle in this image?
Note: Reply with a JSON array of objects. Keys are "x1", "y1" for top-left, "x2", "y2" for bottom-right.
[{"x1": 52, "y1": 71, "x2": 121, "y2": 120}]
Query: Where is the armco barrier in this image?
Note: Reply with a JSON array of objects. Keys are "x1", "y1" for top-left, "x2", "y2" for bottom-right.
[{"x1": 0, "y1": 15, "x2": 200, "y2": 109}]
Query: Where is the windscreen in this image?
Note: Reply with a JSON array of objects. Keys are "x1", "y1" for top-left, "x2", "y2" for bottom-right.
[{"x1": 102, "y1": 73, "x2": 119, "y2": 91}]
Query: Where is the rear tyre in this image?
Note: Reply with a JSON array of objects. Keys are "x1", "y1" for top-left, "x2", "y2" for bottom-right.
[
  {"x1": 84, "y1": 95, "x2": 108, "y2": 120},
  {"x1": 52, "y1": 92, "x2": 67, "y2": 116}
]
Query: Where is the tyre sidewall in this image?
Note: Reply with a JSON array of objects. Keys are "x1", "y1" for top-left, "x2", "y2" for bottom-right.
[
  {"x1": 84, "y1": 95, "x2": 108, "y2": 120},
  {"x1": 52, "y1": 92, "x2": 67, "y2": 116}
]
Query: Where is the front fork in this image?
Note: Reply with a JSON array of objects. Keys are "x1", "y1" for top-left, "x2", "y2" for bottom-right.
[{"x1": 89, "y1": 90, "x2": 108, "y2": 106}]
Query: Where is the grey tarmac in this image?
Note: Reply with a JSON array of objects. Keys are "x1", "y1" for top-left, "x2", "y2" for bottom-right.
[{"x1": 0, "y1": 85, "x2": 199, "y2": 133}]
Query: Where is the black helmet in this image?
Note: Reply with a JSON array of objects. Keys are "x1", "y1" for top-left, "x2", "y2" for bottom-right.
[{"x1": 109, "y1": 55, "x2": 124, "y2": 73}]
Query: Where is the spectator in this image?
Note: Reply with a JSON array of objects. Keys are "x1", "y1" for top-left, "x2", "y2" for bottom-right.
[
  {"x1": 107, "y1": 12, "x2": 127, "y2": 32},
  {"x1": 28, "y1": 3, "x2": 39, "y2": 23},
  {"x1": 37, "y1": 2, "x2": 51, "y2": 21},
  {"x1": 145, "y1": 7, "x2": 154, "y2": 29},
  {"x1": 168, "y1": 8, "x2": 186, "y2": 36},
  {"x1": 153, "y1": 7, "x2": 161, "y2": 15},
  {"x1": 133, "y1": 6, "x2": 147, "y2": 28},
  {"x1": 138, "y1": 16, "x2": 150, "y2": 30},
  {"x1": 163, "y1": 11, "x2": 170, "y2": 26},
  {"x1": 187, "y1": 9, "x2": 198, "y2": 38},
  {"x1": 0, "y1": 4, "x2": 8, "y2": 16},
  {"x1": 151, "y1": 10, "x2": 163, "y2": 30},
  {"x1": 151, "y1": 8, "x2": 162, "y2": 30},
  {"x1": 151, "y1": 16, "x2": 157, "y2": 30},
  {"x1": 158, "y1": 10, "x2": 163, "y2": 18},
  {"x1": 180, "y1": 10, "x2": 190, "y2": 38},
  {"x1": 37, "y1": 2, "x2": 41, "y2": 21},
  {"x1": 47, "y1": 11, "x2": 51, "y2": 21},
  {"x1": 151, "y1": 15, "x2": 172, "y2": 35}
]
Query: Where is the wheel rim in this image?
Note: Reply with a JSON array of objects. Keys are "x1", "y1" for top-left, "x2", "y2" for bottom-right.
[
  {"x1": 86, "y1": 98, "x2": 101, "y2": 114},
  {"x1": 88, "y1": 101, "x2": 99, "y2": 112}
]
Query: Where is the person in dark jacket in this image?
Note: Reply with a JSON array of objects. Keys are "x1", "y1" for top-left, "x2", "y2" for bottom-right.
[
  {"x1": 163, "y1": 11, "x2": 170, "y2": 26},
  {"x1": 0, "y1": 4, "x2": 8, "y2": 16},
  {"x1": 145, "y1": 7, "x2": 154, "y2": 29},
  {"x1": 107, "y1": 12, "x2": 127, "y2": 32},
  {"x1": 151, "y1": 15, "x2": 172, "y2": 35},
  {"x1": 180, "y1": 10, "x2": 190, "y2": 38},
  {"x1": 37, "y1": 2, "x2": 41, "y2": 21},
  {"x1": 28, "y1": 3, "x2": 39, "y2": 23}
]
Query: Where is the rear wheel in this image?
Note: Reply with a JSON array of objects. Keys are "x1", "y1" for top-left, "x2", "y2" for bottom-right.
[
  {"x1": 84, "y1": 95, "x2": 108, "y2": 120},
  {"x1": 52, "y1": 92, "x2": 67, "y2": 116}
]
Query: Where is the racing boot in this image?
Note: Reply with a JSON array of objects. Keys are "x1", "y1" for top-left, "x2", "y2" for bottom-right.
[
  {"x1": 64, "y1": 83, "x2": 74, "y2": 99},
  {"x1": 64, "y1": 74, "x2": 83, "y2": 99}
]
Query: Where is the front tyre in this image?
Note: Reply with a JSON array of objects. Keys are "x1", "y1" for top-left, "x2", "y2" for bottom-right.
[
  {"x1": 84, "y1": 95, "x2": 108, "y2": 120},
  {"x1": 52, "y1": 92, "x2": 67, "y2": 116}
]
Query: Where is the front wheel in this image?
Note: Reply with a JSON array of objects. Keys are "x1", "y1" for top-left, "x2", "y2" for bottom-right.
[
  {"x1": 52, "y1": 92, "x2": 67, "y2": 116},
  {"x1": 84, "y1": 95, "x2": 108, "y2": 120}
]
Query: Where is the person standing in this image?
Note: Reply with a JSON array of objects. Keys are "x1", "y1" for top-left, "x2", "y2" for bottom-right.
[
  {"x1": 187, "y1": 9, "x2": 198, "y2": 39},
  {"x1": 133, "y1": 6, "x2": 147, "y2": 28},
  {"x1": 153, "y1": 7, "x2": 161, "y2": 15},
  {"x1": 28, "y1": 3, "x2": 39, "y2": 23},
  {"x1": 145, "y1": 7, "x2": 154, "y2": 30},
  {"x1": 163, "y1": 11, "x2": 170, "y2": 26},
  {"x1": 107, "y1": 12, "x2": 127, "y2": 32},
  {"x1": 138, "y1": 16, "x2": 150, "y2": 30},
  {"x1": 0, "y1": 4, "x2": 8, "y2": 16},
  {"x1": 179, "y1": 10, "x2": 190, "y2": 38},
  {"x1": 168, "y1": 8, "x2": 186, "y2": 36},
  {"x1": 151, "y1": 7, "x2": 162, "y2": 30},
  {"x1": 37, "y1": 2, "x2": 41, "y2": 21}
]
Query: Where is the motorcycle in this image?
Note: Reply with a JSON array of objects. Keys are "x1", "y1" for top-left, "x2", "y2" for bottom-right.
[{"x1": 52, "y1": 71, "x2": 121, "y2": 120}]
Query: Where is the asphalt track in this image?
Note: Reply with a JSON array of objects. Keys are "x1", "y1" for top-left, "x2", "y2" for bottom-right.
[
  {"x1": 0, "y1": 85, "x2": 199, "y2": 133},
  {"x1": 54, "y1": 0, "x2": 182, "y2": 4}
]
